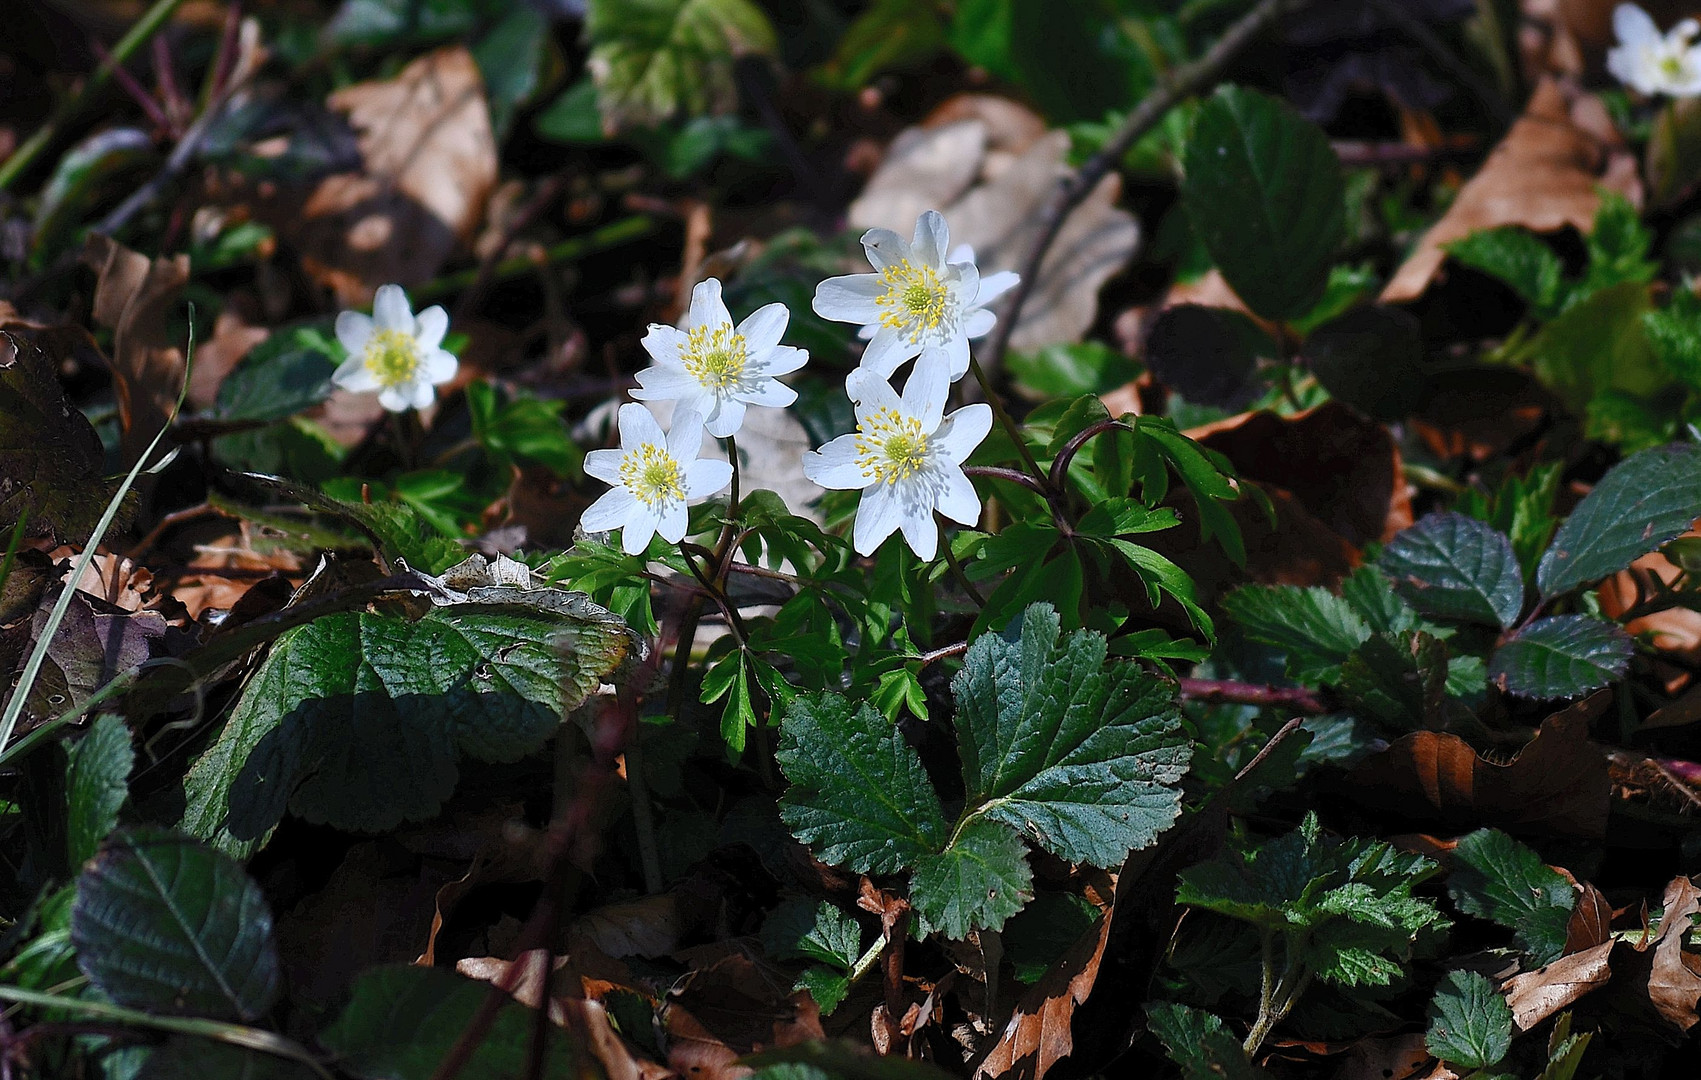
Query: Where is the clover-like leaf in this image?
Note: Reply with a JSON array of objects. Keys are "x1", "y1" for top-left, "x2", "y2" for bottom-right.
[
  {"x1": 776, "y1": 693, "x2": 949, "y2": 874},
  {"x1": 70, "y1": 828, "x2": 280, "y2": 1021},
  {"x1": 1380, "y1": 513, "x2": 1526, "y2": 628},
  {"x1": 952, "y1": 603, "x2": 1192, "y2": 867},
  {"x1": 1447, "y1": 829, "x2": 1574, "y2": 967},
  {"x1": 1488, "y1": 615, "x2": 1633, "y2": 700},
  {"x1": 1537, "y1": 442, "x2": 1701, "y2": 598},
  {"x1": 1427, "y1": 969, "x2": 1514, "y2": 1070}
]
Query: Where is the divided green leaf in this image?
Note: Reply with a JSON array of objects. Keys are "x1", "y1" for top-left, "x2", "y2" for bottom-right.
[
  {"x1": 1380, "y1": 513, "x2": 1525, "y2": 628},
  {"x1": 1446, "y1": 829, "x2": 1574, "y2": 967},
  {"x1": 1488, "y1": 615, "x2": 1633, "y2": 700},
  {"x1": 1537, "y1": 442, "x2": 1701, "y2": 597},
  {"x1": 70, "y1": 828, "x2": 280, "y2": 1021},
  {"x1": 1426, "y1": 969, "x2": 1514, "y2": 1070},
  {"x1": 1145, "y1": 1002, "x2": 1268, "y2": 1080},
  {"x1": 1338, "y1": 631, "x2": 1451, "y2": 731}
]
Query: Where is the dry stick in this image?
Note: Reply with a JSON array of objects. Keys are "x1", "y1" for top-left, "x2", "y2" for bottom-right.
[
  {"x1": 1176, "y1": 678, "x2": 1330, "y2": 714},
  {"x1": 977, "y1": 0, "x2": 1307, "y2": 382}
]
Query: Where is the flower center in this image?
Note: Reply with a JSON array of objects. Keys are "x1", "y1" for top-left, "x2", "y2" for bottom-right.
[
  {"x1": 362, "y1": 328, "x2": 421, "y2": 389},
  {"x1": 875, "y1": 259, "x2": 952, "y2": 342},
  {"x1": 619, "y1": 443, "x2": 686, "y2": 509},
  {"x1": 1662, "y1": 52, "x2": 1692, "y2": 79},
  {"x1": 680, "y1": 324, "x2": 748, "y2": 391},
  {"x1": 854, "y1": 407, "x2": 930, "y2": 485}
]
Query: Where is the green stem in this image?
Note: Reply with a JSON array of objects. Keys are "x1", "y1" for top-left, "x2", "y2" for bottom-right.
[
  {"x1": 0, "y1": 0, "x2": 189, "y2": 192},
  {"x1": 0, "y1": 986, "x2": 332, "y2": 1079},
  {"x1": 967, "y1": 356, "x2": 1049, "y2": 491},
  {"x1": 938, "y1": 519, "x2": 985, "y2": 608},
  {"x1": 411, "y1": 216, "x2": 657, "y2": 302}
]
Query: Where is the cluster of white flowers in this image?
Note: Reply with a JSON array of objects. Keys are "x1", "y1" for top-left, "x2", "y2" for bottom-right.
[
  {"x1": 337, "y1": 210, "x2": 1010, "y2": 563},
  {"x1": 1609, "y1": 3, "x2": 1701, "y2": 97}
]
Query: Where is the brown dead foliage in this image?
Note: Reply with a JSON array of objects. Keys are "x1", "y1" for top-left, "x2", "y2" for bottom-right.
[
  {"x1": 83, "y1": 234, "x2": 190, "y2": 467},
  {"x1": 1342, "y1": 695, "x2": 1612, "y2": 839},
  {"x1": 970, "y1": 913, "x2": 1109, "y2": 1080},
  {"x1": 662, "y1": 951, "x2": 826, "y2": 1080}
]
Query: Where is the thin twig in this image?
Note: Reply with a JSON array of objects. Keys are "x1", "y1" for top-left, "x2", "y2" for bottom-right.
[
  {"x1": 978, "y1": 0, "x2": 1307, "y2": 378},
  {"x1": 1178, "y1": 678, "x2": 1330, "y2": 714}
]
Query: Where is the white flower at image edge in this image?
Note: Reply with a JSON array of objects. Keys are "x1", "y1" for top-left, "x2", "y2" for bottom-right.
[
  {"x1": 802, "y1": 361, "x2": 992, "y2": 561},
  {"x1": 811, "y1": 209, "x2": 1019, "y2": 383},
  {"x1": 1608, "y1": 3, "x2": 1701, "y2": 97},
  {"x1": 631, "y1": 278, "x2": 808, "y2": 439},
  {"x1": 332, "y1": 284, "x2": 459, "y2": 412},
  {"x1": 582, "y1": 405, "x2": 733, "y2": 556}
]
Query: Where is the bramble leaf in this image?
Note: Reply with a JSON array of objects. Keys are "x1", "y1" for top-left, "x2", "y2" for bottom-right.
[
  {"x1": 1426, "y1": 969, "x2": 1514, "y2": 1070},
  {"x1": 1536, "y1": 442, "x2": 1701, "y2": 597},
  {"x1": 911, "y1": 817, "x2": 1034, "y2": 940},
  {"x1": 1380, "y1": 513, "x2": 1526, "y2": 628},
  {"x1": 1221, "y1": 584, "x2": 1370, "y2": 683},
  {"x1": 1488, "y1": 615, "x2": 1633, "y2": 700},
  {"x1": 1146, "y1": 1002, "x2": 1268, "y2": 1080},
  {"x1": 1447, "y1": 829, "x2": 1574, "y2": 967}
]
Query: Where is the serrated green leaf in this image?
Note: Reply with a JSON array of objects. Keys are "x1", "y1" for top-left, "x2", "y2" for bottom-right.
[
  {"x1": 70, "y1": 828, "x2": 280, "y2": 1021},
  {"x1": 1426, "y1": 969, "x2": 1514, "y2": 1069},
  {"x1": 1221, "y1": 584, "x2": 1371, "y2": 683},
  {"x1": 776, "y1": 693, "x2": 949, "y2": 874},
  {"x1": 1145, "y1": 1002, "x2": 1267, "y2": 1080},
  {"x1": 1644, "y1": 288, "x2": 1701, "y2": 389},
  {"x1": 1446, "y1": 227, "x2": 1566, "y2": 317},
  {"x1": 1537, "y1": 442, "x2": 1701, "y2": 597},
  {"x1": 182, "y1": 591, "x2": 630, "y2": 853},
  {"x1": 65, "y1": 714, "x2": 132, "y2": 867},
  {"x1": 320, "y1": 965, "x2": 582, "y2": 1079},
  {"x1": 1381, "y1": 513, "x2": 1526, "y2": 628},
  {"x1": 213, "y1": 323, "x2": 336, "y2": 423},
  {"x1": 1339, "y1": 631, "x2": 1451, "y2": 731},
  {"x1": 1181, "y1": 85, "x2": 1346, "y2": 321},
  {"x1": 911, "y1": 817, "x2": 1034, "y2": 939},
  {"x1": 1488, "y1": 615, "x2": 1633, "y2": 700},
  {"x1": 1538, "y1": 1012, "x2": 1592, "y2": 1080},
  {"x1": 796, "y1": 967, "x2": 852, "y2": 1015},
  {"x1": 585, "y1": 0, "x2": 777, "y2": 130},
  {"x1": 952, "y1": 603, "x2": 1191, "y2": 867},
  {"x1": 761, "y1": 899, "x2": 863, "y2": 970},
  {"x1": 1525, "y1": 282, "x2": 1667, "y2": 424},
  {"x1": 1447, "y1": 829, "x2": 1574, "y2": 966},
  {"x1": 1338, "y1": 565, "x2": 1425, "y2": 636}
]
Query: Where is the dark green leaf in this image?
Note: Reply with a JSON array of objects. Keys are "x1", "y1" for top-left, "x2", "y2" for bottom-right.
[
  {"x1": 796, "y1": 967, "x2": 852, "y2": 1015},
  {"x1": 1303, "y1": 305, "x2": 1429, "y2": 420},
  {"x1": 1447, "y1": 829, "x2": 1574, "y2": 966},
  {"x1": 1006, "y1": 341, "x2": 1140, "y2": 401},
  {"x1": 1488, "y1": 616, "x2": 1633, "y2": 700},
  {"x1": 947, "y1": 0, "x2": 1152, "y2": 123},
  {"x1": 1221, "y1": 584, "x2": 1370, "y2": 683},
  {"x1": 65, "y1": 714, "x2": 133, "y2": 867},
  {"x1": 0, "y1": 327, "x2": 122, "y2": 542},
  {"x1": 910, "y1": 817, "x2": 1034, "y2": 939},
  {"x1": 1537, "y1": 442, "x2": 1701, "y2": 597},
  {"x1": 213, "y1": 324, "x2": 336, "y2": 423},
  {"x1": 1181, "y1": 85, "x2": 1346, "y2": 321},
  {"x1": 1004, "y1": 892, "x2": 1099, "y2": 984},
  {"x1": 139, "y1": 1039, "x2": 320, "y2": 1080},
  {"x1": 761, "y1": 899, "x2": 863, "y2": 970},
  {"x1": 1145, "y1": 1002, "x2": 1268, "y2": 1080},
  {"x1": 1445, "y1": 227, "x2": 1565, "y2": 317},
  {"x1": 1426, "y1": 970, "x2": 1514, "y2": 1070},
  {"x1": 743, "y1": 1042, "x2": 957, "y2": 1080},
  {"x1": 31, "y1": 129, "x2": 157, "y2": 264},
  {"x1": 70, "y1": 828, "x2": 280, "y2": 1021},
  {"x1": 320, "y1": 965, "x2": 582, "y2": 1079},
  {"x1": 1338, "y1": 631, "x2": 1451, "y2": 731},
  {"x1": 1142, "y1": 304, "x2": 1273, "y2": 410},
  {"x1": 584, "y1": 0, "x2": 777, "y2": 130},
  {"x1": 776, "y1": 693, "x2": 949, "y2": 874},
  {"x1": 1381, "y1": 513, "x2": 1525, "y2": 628},
  {"x1": 952, "y1": 604, "x2": 1191, "y2": 867}
]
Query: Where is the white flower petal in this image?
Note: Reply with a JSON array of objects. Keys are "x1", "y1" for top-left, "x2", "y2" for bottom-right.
[
  {"x1": 373, "y1": 284, "x2": 413, "y2": 332},
  {"x1": 737, "y1": 302, "x2": 789, "y2": 355},
  {"x1": 759, "y1": 345, "x2": 809, "y2": 377},
  {"x1": 934, "y1": 466, "x2": 981, "y2": 526},
  {"x1": 853, "y1": 483, "x2": 904, "y2": 555},
  {"x1": 685, "y1": 458, "x2": 733, "y2": 498},
  {"x1": 859, "y1": 323, "x2": 920, "y2": 377},
  {"x1": 408, "y1": 380, "x2": 436, "y2": 410},
  {"x1": 949, "y1": 260, "x2": 980, "y2": 309},
  {"x1": 618, "y1": 402, "x2": 667, "y2": 449},
  {"x1": 332, "y1": 355, "x2": 378, "y2": 392},
  {"x1": 377, "y1": 386, "x2": 411, "y2": 412},
  {"x1": 631, "y1": 365, "x2": 704, "y2": 400},
  {"x1": 860, "y1": 228, "x2": 913, "y2": 271},
  {"x1": 947, "y1": 242, "x2": 975, "y2": 264},
  {"x1": 667, "y1": 410, "x2": 708, "y2": 458},
  {"x1": 856, "y1": 322, "x2": 878, "y2": 341},
  {"x1": 736, "y1": 379, "x2": 796, "y2": 408},
  {"x1": 802, "y1": 435, "x2": 866, "y2": 490},
  {"x1": 688, "y1": 277, "x2": 733, "y2": 330},
  {"x1": 963, "y1": 307, "x2": 997, "y2": 340},
  {"x1": 640, "y1": 323, "x2": 690, "y2": 366},
  {"x1": 1615, "y1": 3, "x2": 1661, "y2": 47},
  {"x1": 811, "y1": 274, "x2": 887, "y2": 324},
  {"x1": 705, "y1": 397, "x2": 746, "y2": 438},
  {"x1": 414, "y1": 305, "x2": 449, "y2": 351},
  {"x1": 584, "y1": 448, "x2": 624, "y2": 483},
  {"x1": 898, "y1": 502, "x2": 937, "y2": 560},
  {"x1": 911, "y1": 210, "x2": 949, "y2": 268},
  {"x1": 934, "y1": 403, "x2": 994, "y2": 462},
  {"x1": 336, "y1": 311, "x2": 374, "y2": 354},
  {"x1": 656, "y1": 499, "x2": 689, "y2": 544},
  {"x1": 424, "y1": 350, "x2": 457, "y2": 385},
  {"x1": 847, "y1": 367, "x2": 901, "y2": 412},
  {"x1": 621, "y1": 506, "x2": 662, "y2": 555},
  {"x1": 580, "y1": 487, "x2": 637, "y2": 532},
  {"x1": 899, "y1": 354, "x2": 950, "y2": 430},
  {"x1": 975, "y1": 270, "x2": 1021, "y2": 307},
  {"x1": 934, "y1": 334, "x2": 971, "y2": 381}
]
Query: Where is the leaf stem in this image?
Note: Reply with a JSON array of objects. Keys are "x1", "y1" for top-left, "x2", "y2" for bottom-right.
[
  {"x1": 1177, "y1": 678, "x2": 1331, "y2": 714},
  {"x1": 937, "y1": 520, "x2": 986, "y2": 608}
]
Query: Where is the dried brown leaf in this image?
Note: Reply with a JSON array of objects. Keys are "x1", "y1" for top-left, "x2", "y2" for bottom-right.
[
  {"x1": 83, "y1": 234, "x2": 189, "y2": 466},
  {"x1": 1504, "y1": 941, "x2": 1615, "y2": 1030},
  {"x1": 970, "y1": 912, "x2": 1109, "y2": 1080}
]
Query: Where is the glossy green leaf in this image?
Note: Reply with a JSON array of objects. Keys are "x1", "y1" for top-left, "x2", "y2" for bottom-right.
[
  {"x1": 1537, "y1": 442, "x2": 1701, "y2": 597},
  {"x1": 213, "y1": 323, "x2": 337, "y2": 423},
  {"x1": 1447, "y1": 829, "x2": 1574, "y2": 967},
  {"x1": 138, "y1": 1039, "x2": 321, "y2": 1080},
  {"x1": 1338, "y1": 631, "x2": 1451, "y2": 731},
  {"x1": 65, "y1": 714, "x2": 133, "y2": 867},
  {"x1": 1181, "y1": 85, "x2": 1346, "y2": 321},
  {"x1": 70, "y1": 829, "x2": 280, "y2": 1021},
  {"x1": 1380, "y1": 513, "x2": 1525, "y2": 628},
  {"x1": 1426, "y1": 970, "x2": 1514, "y2": 1070},
  {"x1": 1489, "y1": 616, "x2": 1633, "y2": 699}
]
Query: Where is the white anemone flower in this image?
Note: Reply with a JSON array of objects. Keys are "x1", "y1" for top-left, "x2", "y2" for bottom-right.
[
  {"x1": 801, "y1": 361, "x2": 992, "y2": 560},
  {"x1": 332, "y1": 284, "x2": 459, "y2": 412},
  {"x1": 631, "y1": 278, "x2": 808, "y2": 438},
  {"x1": 1608, "y1": 3, "x2": 1701, "y2": 97},
  {"x1": 811, "y1": 210, "x2": 1020, "y2": 383},
  {"x1": 582, "y1": 405, "x2": 733, "y2": 556}
]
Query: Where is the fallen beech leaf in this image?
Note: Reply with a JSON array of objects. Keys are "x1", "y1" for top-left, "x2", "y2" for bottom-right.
[
  {"x1": 1566, "y1": 879, "x2": 1614, "y2": 953},
  {"x1": 1382, "y1": 80, "x2": 1634, "y2": 303},
  {"x1": 1635, "y1": 876, "x2": 1701, "y2": 1031},
  {"x1": 849, "y1": 101, "x2": 1138, "y2": 353},
  {"x1": 662, "y1": 952, "x2": 825, "y2": 1080},
  {"x1": 1328, "y1": 1033, "x2": 1436, "y2": 1080},
  {"x1": 188, "y1": 302, "x2": 271, "y2": 410},
  {"x1": 288, "y1": 47, "x2": 497, "y2": 303},
  {"x1": 1504, "y1": 941, "x2": 1614, "y2": 1030},
  {"x1": 53, "y1": 548, "x2": 154, "y2": 614},
  {"x1": 571, "y1": 892, "x2": 690, "y2": 960},
  {"x1": 1599, "y1": 541, "x2": 1701, "y2": 661},
  {"x1": 970, "y1": 912, "x2": 1109, "y2": 1080},
  {"x1": 82, "y1": 234, "x2": 190, "y2": 466},
  {"x1": 1343, "y1": 695, "x2": 1612, "y2": 839}
]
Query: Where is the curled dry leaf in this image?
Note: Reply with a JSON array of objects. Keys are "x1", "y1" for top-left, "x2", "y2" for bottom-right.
[
  {"x1": 1503, "y1": 941, "x2": 1614, "y2": 1030},
  {"x1": 1627, "y1": 875, "x2": 1701, "y2": 1032},
  {"x1": 82, "y1": 234, "x2": 190, "y2": 466},
  {"x1": 1343, "y1": 694, "x2": 1612, "y2": 839},
  {"x1": 1599, "y1": 541, "x2": 1701, "y2": 662},
  {"x1": 970, "y1": 912, "x2": 1109, "y2": 1080},
  {"x1": 848, "y1": 96, "x2": 1139, "y2": 353},
  {"x1": 1382, "y1": 80, "x2": 1636, "y2": 303},
  {"x1": 284, "y1": 47, "x2": 497, "y2": 303}
]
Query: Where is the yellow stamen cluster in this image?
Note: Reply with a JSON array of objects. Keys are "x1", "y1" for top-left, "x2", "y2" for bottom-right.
[
  {"x1": 855, "y1": 407, "x2": 929, "y2": 485},
  {"x1": 680, "y1": 324, "x2": 748, "y2": 391},
  {"x1": 619, "y1": 444, "x2": 686, "y2": 508},
  {"x1": 874, "y1": 259, "x2": 951, "y2": 342},
  {"x1": 362, "y1": 328, "x2": 422, "y2": 388},
  {"x1": 1662, "y1": 52, "x2": 1693, "y2": 79}
]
